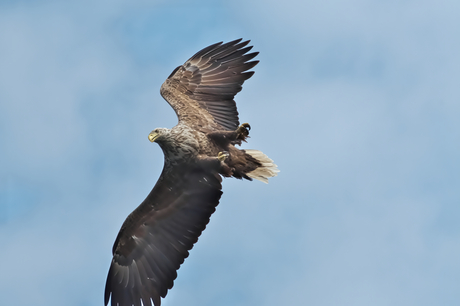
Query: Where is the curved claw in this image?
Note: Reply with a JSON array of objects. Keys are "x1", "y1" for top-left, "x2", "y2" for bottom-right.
[
  {"x1": 237, "y1": 123, "x2": 251, "y2": 137},
  {"x1": 218, "y1": 151, "x2": 229, "y2": 162},
  {"x1": 241, "y1": 122, "x2": 251, "y2": 131}
]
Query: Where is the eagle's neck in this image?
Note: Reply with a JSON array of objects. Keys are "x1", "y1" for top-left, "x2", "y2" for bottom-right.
[{"x1": 158, "y1": 125, "x2": 199, "y2": 168}]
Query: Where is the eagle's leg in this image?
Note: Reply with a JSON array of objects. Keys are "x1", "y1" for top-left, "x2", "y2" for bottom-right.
[
  {"x1": 207, "y1": 123, "x2": 251, "y2": 146},
  {"x1": 196, "y1": 152, "x2": 233, "y2": 177}
]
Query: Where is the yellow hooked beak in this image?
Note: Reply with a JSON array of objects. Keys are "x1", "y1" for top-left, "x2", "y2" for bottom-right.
[{"x1": 148, "y1": 132, "x2": 159, "y2": 143}]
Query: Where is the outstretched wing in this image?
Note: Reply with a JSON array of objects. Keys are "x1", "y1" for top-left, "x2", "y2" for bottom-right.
[
  {"x1": 160, "y1": 39, "x2": 259, "y2": 131},
  {"x1": 105, "y1": 165, "x2": 223, "y2": 306}
]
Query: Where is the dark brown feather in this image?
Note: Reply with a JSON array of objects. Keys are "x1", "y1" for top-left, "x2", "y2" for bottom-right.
[{"x1": 105, "y1": 165, "x2": 223, "y2": 306}]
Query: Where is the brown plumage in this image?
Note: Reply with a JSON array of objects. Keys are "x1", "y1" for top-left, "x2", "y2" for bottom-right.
[{"x1": 104, "y1": 39, "x2": 279, "y2": 306}]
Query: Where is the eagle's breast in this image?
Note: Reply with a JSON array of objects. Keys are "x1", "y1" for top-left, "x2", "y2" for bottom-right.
[{"x1": 160, "y1": 124, "x2": 201, "y2": 167}]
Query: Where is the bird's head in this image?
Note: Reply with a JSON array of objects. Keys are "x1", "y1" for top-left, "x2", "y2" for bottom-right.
[{"x1": 148, "y1": 128, "x2": 170, "y2": 144}]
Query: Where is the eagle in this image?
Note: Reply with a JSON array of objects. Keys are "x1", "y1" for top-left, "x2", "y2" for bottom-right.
[{"x1": 104, "y1": 39, "x2": 279, "y2": 306}]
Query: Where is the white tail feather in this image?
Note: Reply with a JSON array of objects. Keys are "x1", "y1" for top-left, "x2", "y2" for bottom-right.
[{"x1": 244, "y1": 149, "x2": 279, "y2": 184}]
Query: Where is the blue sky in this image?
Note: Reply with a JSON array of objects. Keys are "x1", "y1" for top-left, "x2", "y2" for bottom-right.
[{"x1": 1, "y1": 0, "x2": 459, "y2": 305}]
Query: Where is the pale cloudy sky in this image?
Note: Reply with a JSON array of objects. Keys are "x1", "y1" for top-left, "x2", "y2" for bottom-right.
[{"x1": 1, "y1": 1, "x2": 459, "y2": 306}]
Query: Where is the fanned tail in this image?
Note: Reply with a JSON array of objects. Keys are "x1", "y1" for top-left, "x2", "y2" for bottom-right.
[{"x1": 244, "y1": 149, "x2": 279, "y2": 183}]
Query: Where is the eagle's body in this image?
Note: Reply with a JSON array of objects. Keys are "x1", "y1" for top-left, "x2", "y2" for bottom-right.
[
  {"x1": 153, "y1": 124, "x2": 203, "y2": 168},
  {"x1": 105, "y1": 39, "x2": 278, "y2": 306}
]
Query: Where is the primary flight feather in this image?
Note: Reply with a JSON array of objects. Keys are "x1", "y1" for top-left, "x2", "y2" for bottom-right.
[{"x1": 105, "y1": 38, "x2": 279, "y2": 306}]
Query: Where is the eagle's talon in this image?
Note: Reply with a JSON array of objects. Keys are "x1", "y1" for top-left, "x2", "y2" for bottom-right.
[
  {"x1": 236, "y1": 123, "x2": 251, "y2": 137},
  {"x1": 241, "y1": 123, "x2": 251, "y2": 130},
  {"x1": 218, "y1": 151, "x2": 229, "y2": 162}
]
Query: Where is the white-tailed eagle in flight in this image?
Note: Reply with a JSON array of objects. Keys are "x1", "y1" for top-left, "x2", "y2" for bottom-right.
[{"x1": 104, "y1": 39, "x2": 278, "y2": 306}]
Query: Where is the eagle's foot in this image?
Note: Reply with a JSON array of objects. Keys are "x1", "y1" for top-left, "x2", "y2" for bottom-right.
[
  {"x1": 217, "y1": 151, "x2": 233, "y2": 177},
  {"x1": 236, "y1": 123, "x2": 251, "y2": 142},
  {"x1": 217, "y1": 151, "x2": 229, "y2": 162}
]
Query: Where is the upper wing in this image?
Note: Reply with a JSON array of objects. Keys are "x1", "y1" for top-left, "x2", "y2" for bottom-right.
[
  {"x1": 160, "y1": 39, "x2": 259, "y2": 131},
  {"x1": 105, "y1": 165, "x2": 223, "y2": 306}
]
